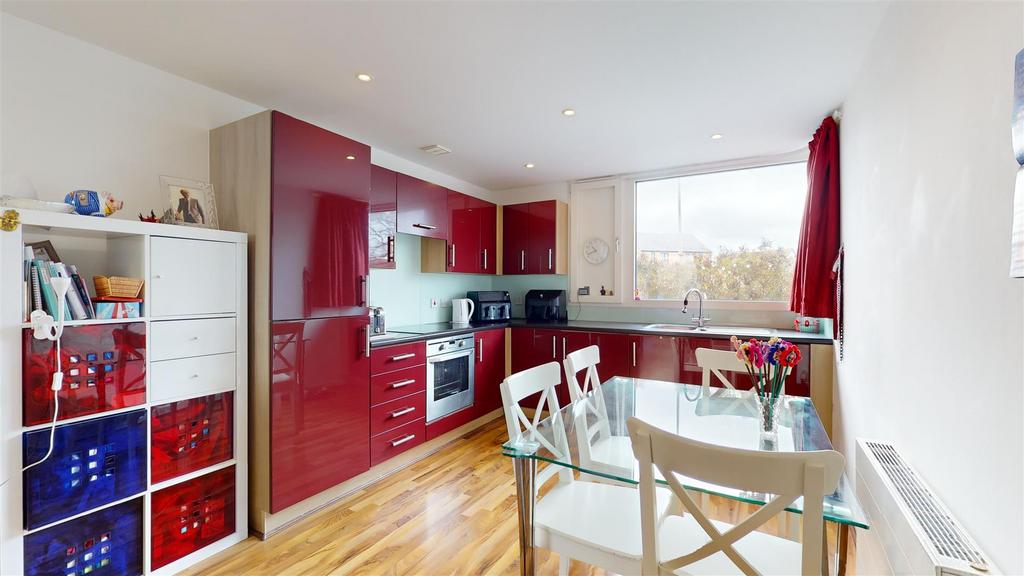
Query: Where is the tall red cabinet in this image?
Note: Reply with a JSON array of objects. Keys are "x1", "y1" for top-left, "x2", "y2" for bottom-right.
[{"x1": 212, "y1": 110, "x2": 372, "y2": 533}]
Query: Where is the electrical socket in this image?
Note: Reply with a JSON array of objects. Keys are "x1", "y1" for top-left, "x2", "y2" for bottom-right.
[{"x1": 430, "y1": 297, "x2": 439, "y2": 309}]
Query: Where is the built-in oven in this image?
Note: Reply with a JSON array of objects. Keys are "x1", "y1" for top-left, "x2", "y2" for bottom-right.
[{"x1": 425, "y1": 334, "x2": 475, "y2": 422}]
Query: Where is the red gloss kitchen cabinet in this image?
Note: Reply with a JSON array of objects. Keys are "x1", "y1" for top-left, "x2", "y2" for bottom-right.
[
  {"x1": 271, "y1": 111, "x2": 370, "y2": 321},
  {"x1": 474, "y1": 328, "x2": 506, "y2": 416},
  {"x1": 370, "y1": 164, "x2": 398, "y2": 269},
  {"x1": 269, "y1": 316, "x2": 370, "y2": 512},
  {"x1": 211, "y1": 110, "x2": 374, "y2": 533},
  {"x1": 588, "y1": 331, "x2": 631, "y2": 382},
  {"x1": 479, "y1": 201, "x2": 497, "y2": 275},
  {"x1": 628, "y1": 334, "x2": 680, "y2": 381},
  {"x1": 502, "y1": 200, "x2": 568, "y2": 275},
  {"x1": 397, "y1": 173, "x2": 447, "y2": 239},
  {"x1": 678, "y1": 337, "x2": 811, "y2": 397},
  {"x1": 447, "y1": 190, "x2": 481, "y2": 273}
]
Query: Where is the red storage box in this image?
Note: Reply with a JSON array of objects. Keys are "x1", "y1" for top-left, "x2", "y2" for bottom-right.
[
  {"x1": 150, "y1": 466, "x2": 235, "y2": 569},
  {"x1": 151, "y1": 393, "x2": 233, "y2": 484},
  {"x1": 22, "y1": 322, "x2": 146, "y2": 426}
]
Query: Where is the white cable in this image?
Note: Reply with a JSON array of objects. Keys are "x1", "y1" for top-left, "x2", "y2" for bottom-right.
[{"x1": 23, "y1": 279, "x2": 68, "y2": 472}]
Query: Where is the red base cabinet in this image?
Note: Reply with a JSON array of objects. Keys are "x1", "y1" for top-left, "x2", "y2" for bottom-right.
[
  {"x1": 587, "y1": 331, "x2": 631, "y2": 382},
  {"x1": 270, "y1": 317, "x2": 370, "y2": 512},
  {"x1": 474, "y1": 328, "x2": 506, "y2": 416},
  {"x1": 629, "y1": 335, "x2": 680, "y2": 381}
]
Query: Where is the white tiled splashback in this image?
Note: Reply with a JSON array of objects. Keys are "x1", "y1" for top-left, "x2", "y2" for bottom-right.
[{"x1": 369, "y1": 233, "x2": 809, "y2": 331}]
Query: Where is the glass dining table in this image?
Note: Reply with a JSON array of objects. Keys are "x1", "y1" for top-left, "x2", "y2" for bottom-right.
[{"x1": 501, "y1": 376, "x2": 868, "y2": 576}]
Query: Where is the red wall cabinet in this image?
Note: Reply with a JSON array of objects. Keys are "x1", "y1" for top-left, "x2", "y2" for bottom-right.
[
  {"x1": 474, "y1": 328, "x2": 506, "y2": 416},
  {"x1": 370, "y1": 165, "x2": 398, "y2": 269},
  {"x1": 271, "y1": 111, "x2": 370, "y2": 321},
  {"x1": 269, "y1": 316, "x2": 370, "y2": 512},
  {"x1": 628, "y1": 335, "x2": 681, "y2": 381},
  {"x1": 479, "y1": 201, "x2": 498, "y2": 275},
  {"x1": 501, "y1": 200, "x2": 568, "y2": 275},
  {"x1": 447, "y1": 190, "x2": 481, "y2": 273},
  {"x1": 397, "y1": 174, "x2": 447, "y2": 239}
]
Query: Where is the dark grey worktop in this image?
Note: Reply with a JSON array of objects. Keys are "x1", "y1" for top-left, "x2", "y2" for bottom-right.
[{"x1": 369, "y1": 319, "x2": 833, "y2": 348}]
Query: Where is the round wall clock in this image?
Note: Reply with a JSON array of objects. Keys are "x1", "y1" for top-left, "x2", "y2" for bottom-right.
[{"x1": 584, "y1": 238, "x2": 610, "y2": 264}]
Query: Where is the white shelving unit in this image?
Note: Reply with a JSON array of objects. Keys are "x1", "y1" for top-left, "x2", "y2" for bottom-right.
[{"x1": 0, "y1": 209, "x2": 248, "y2": 575}]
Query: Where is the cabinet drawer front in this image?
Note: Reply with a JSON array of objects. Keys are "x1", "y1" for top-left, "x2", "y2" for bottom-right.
[
  {"x1": 370, "y1": 419, "x2": 425, "y2": 467},
  {"x1": 151, "y1": 353, "x2": 236, "y2": 403},
  {"x1": 371, "y1": 364, "x2": 426, "y2": 405},
  {"x1": 370, "y1": 392, "x2": 426, "y2": 436},
  {"x1": 371, "y1": 341, "x2": 426, "y2": 375},
  {"x1": 150, "y1": 317, "x2": 236, "y2": 361},
  {"x1": 150, "y1": 237, "x2": 237, "y2": 317}
]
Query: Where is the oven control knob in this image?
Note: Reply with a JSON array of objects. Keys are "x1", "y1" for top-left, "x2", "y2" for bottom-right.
[
  {"x1": 458, "y1": 341, "x2": 465, "y2": 347},
  {"x1": 438, "y1": 344, "x2": 445, "y2": 351}
]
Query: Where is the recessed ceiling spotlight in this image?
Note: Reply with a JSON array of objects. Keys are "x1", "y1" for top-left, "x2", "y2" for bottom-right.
[
  {"x1": 710, "y1": 133, "x2": 724, "y2": 140},
  {"x1": 524, "y1": 163, "x2": 535, "y2": 169},
  {"x1": 346, "y1": 155, "x2": 356, "y2": 160},
  {"x1": 561, "y1": 108, "x2": 576, "y2": 117},
  {"x1": 356, "y1": 72, "x2": 373, "y2": 82}
]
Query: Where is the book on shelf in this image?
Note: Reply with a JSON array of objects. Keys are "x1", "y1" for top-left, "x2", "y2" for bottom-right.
[{"x1": 26, "y1": 255, "x2": 97, "y2": 322}]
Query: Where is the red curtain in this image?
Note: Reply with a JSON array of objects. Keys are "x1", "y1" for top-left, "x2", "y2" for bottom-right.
[{"x1": 790, "y1": 116, "x2": 841, "y2": 333}]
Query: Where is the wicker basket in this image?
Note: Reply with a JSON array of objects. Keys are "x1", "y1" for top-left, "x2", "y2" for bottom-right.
[{"x1": 93, "y1": 275, "x2": 144, "y2": 299}]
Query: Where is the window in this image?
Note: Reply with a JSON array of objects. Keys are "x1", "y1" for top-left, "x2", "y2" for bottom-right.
[{"x1": 634, "y1": 162, "x2": 807, "y2": 302}]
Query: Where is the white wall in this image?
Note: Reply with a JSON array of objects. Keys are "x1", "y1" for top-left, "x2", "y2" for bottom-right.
[
  {"x1": 491, "y1": 181, "x2": 569, "y2": 205},
  {"x1": 0, "y1": 14, "x2": 492, "y2": 219},
  {"x1": 836, "y1": 2, "x2": 1023, "y2": 573}
]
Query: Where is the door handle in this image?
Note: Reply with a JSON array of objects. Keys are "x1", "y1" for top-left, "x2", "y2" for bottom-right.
[
  {"x1": 360, "y1": 275, "x2": 368, "y2": 307},
  {"x1": 548, "y1": 248, "x2": 553, "y2": 270},
  {"x1": 390, "y1": 434, "x2": 417, "y2": 447},
  {"x1": 520, "y1": 250, "x2": 525, "y2": 271},
  {"x1": 478, "y1": 339, "x2": 483, "y2": 363},
  {"x1": 387, "y1": 235, "x2": 395, "y2": 262},
  {"x1": 632, "y1": 342, "x2": 637, "y2": 368},
  {"x1": 482, "y1": 248, "x2": 488, "y2": 271},
  {"x1": 364, "y1": 326, "x2": 371, "y2": 358},
  {"x1": 551, "y1": 335, "x2": 556, "y2": 359},
  {"x1": 389, "y1": 406, "x2": 416, "y2": 418},
  {"x1": 562, "y1": 337, "x2": 566, "y2": 360},
  {"x1": 388, "y1": 379, "x2": 416, "y2": 389},
  {"x1": 390, "y1": 353, "x2": 416, "y2": 361},
  {"x1": 450, "y1": 243, "x2": 456, "y2": 268},
  {"x1": 413, "y1": 223, "x2": 436, "y2": 230}
]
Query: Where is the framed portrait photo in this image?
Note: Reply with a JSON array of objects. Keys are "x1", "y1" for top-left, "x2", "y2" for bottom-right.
[{"x1": 160, "y1": 175, "x2": 219, "y2": 229}]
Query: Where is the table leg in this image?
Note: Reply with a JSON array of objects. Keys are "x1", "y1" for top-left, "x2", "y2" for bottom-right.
[
  {"x1": 513, "y1": 457, "x2": 537, "y2": 576},
  {"x1": 837, "y1": 524, "x2": 851, "y2": 576}
]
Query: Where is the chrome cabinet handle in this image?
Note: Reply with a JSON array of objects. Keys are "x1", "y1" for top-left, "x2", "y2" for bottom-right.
[
  {"x1": 562, "y1": 337, "x2": 566, "y2": 360},
  {"x1": 389, "y1": 407, "x2": 416, "y2": 418},
  {"x1": 360, "y1": 275, "x2": 368, "y2": 307},
  {"x1": 632, "y1": 342, "x2": 637, "y2": 367},
  {"x1": 387, "y1": 235, "x2": 395, "y2": 262},
  {"x1": 451, "y1": 243, "x2": 456, "y2": 267},
  {"x1": 364, "y1": 326, "x2": 371, "y2": 358},
  {"x1": 551, "y1": 335, "x2": 556, "y2": 359},
  {"x1": 388, "y1": 378, "x2": 416, "y2": 389},
  {"x1": 413, "y1": 223, "x2": 436, "y2": 230},
  {"x1": 390, "y1": 434, "x2": 416, "y2": 447},
  {"x1": 189, "y1": 336, "x2": 200, "y2": 342},
  {"x1": 520, "y1": 250, "x2": 525, "y2": 271},
  {"x1": 390, "y1": 353, "x2": 416, "y2": 361},
  {"x1": 548, "y1": 248, "x2": 553, "y2": 270},
  {"x1": 482, "y1": 248, "x2": 488, "y2": 271},
  {"x1": 478, "y1": 339, "x2": 483, "y2": 363}
]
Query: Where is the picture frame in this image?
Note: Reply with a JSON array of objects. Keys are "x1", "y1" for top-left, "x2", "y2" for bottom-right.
[
  {"x1": 159, "y1": 175, "x2": 219, "y2": 229},
  {"x1": 27, "y1": 240, "x2": 61, "y2": 262}
]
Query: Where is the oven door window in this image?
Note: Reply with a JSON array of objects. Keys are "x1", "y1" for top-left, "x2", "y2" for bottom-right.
[{"x1": 432, "y1": 356, "x2": 470, "y2": 399}]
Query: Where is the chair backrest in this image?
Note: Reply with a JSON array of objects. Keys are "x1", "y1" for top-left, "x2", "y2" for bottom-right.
[
  {"x1": 695, "y1": 347, "x2": 786, "y2": 396},
  {"x1": 500, "y1": 362, "x2": 572, "y2": 486},
  {"x1": 627, "y1": 417, "x2": 844, "y2": 576},
  {"x1": 563, "y1": 345, "x2": 621, "y2": 473}
]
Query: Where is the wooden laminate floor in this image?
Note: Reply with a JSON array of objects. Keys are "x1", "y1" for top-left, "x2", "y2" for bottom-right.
[{"x1": 184, "y1": 416, "x2": 852, "y2": 575}]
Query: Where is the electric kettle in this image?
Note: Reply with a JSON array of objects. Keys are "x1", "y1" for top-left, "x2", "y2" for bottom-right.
[{"x1": 451, "y1": 298, "x2": 475, "y2": 325}]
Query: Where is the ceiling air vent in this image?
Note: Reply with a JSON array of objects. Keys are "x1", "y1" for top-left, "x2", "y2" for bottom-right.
[{"x1": 420, "y1": 144, "x2": 451, "y2": 156}]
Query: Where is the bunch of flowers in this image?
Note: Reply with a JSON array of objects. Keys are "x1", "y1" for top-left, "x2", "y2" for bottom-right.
[{"x1": 730, "y1": 335, "x2": 803, "y2": 405}]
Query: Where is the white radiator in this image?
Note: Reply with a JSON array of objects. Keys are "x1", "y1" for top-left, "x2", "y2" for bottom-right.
[{"x1": 855, "y1": 439, "x2": 999, "y2": 576}]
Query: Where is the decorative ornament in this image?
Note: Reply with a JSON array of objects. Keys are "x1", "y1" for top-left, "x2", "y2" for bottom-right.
[
  {"x1": 64, "y1": 190, "x2": 123, "y2": 217},
  {"x1": 1, "y1": 209, "x2": 20, "y2": 232},
  {"x1": 138, "y1": 210, "x2": 159, "y2": 223}
]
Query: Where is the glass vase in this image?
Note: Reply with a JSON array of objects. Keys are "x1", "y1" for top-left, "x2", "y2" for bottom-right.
[{"x1": 756, "y1": 392, "x2": 782, "y2": 448}]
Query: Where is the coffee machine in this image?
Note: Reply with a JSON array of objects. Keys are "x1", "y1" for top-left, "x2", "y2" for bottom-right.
[
  {"x1": 466, "y1": 291, "x2": 512, "y2": 322},
  {"x1": 524, "y1": 290, "x2": 568, "y2": 322}
]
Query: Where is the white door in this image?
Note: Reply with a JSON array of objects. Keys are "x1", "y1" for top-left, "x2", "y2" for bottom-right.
[{"x1": 150, "y1": 237, "x2": 236, "y2": 317}]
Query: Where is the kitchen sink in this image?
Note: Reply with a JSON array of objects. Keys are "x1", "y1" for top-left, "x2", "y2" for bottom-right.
[{"x1": 643, "y1": 324, "x2": 774, "y2": 337}]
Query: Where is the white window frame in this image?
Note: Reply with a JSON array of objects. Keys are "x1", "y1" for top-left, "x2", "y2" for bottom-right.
[{"x1": 618, "y1": 150, "x2": 809, "y2": 311}]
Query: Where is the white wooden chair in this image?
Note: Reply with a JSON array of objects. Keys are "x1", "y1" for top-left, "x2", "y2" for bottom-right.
[
  {"x1": 500, "y1": 362, "x2": 673, "y2": 576},
  {"x1": 628, "y1": 416, "x2": 844, "y2": 575},
  {"x1": 563, "y1": 345, "x2": 634, "y2": 482},
  {"x1": 695, "y1": 347, "x2": 786, "y2": 396}
]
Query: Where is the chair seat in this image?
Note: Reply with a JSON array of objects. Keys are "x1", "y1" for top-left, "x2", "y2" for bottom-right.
[
  {"x1": 535, "y1": 482, "x2": 674, "y2": 560},
  {"x1": 659, "y1": 515, "x2": 802, "y2": 576},
  {"x1": 587, "y1": 435, "x2": 635, "y2": 476}
]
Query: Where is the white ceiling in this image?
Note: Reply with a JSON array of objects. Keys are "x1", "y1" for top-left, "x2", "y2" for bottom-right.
[{"x1": 2, "y1": 1, "x2": 888, "y2": 191}]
